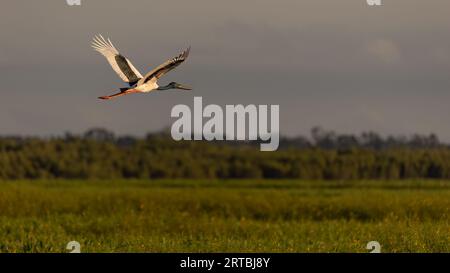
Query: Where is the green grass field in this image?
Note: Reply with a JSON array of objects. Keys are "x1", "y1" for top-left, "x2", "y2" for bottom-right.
[{"x1": 0, "y1": 180, "x2": 449, "y2": 253}]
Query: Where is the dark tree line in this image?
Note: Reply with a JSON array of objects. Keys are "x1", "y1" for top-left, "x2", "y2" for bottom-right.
[
  {"x1": 280, "y1": 127, "x2": 442, "y2": 150},
  {"x1": 0, "y1": 127, "x2": 449, "y2": 180}
]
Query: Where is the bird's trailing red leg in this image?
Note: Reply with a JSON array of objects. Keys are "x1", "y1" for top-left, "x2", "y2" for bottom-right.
[{"x1": 98, "y1": 89, "x2": 140, "y2": 100}]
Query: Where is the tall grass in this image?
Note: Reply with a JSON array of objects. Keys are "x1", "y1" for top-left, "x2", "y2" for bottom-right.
[{"x1": 0, "y1": 180, "x2": 448, "y2": 252}]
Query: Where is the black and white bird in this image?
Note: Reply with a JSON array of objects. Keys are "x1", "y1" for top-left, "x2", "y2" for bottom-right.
[{"x1": 92, "y1": 35, "x2": 191, "y2": 100}]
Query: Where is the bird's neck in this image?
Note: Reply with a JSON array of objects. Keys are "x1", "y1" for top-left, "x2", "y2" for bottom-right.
[{"x1": 157, "y1": 84, "x2": 172, "y2": 91}]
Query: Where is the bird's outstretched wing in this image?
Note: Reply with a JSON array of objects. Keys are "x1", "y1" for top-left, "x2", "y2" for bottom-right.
[
  {"x1": 138, "y1": 47, "x2": 190, "y2": 86},
  {"x1": 92, "y1": 35, "x2": 143, "y2": 84}
]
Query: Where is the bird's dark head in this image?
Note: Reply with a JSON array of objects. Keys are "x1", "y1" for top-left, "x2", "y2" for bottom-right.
[
  {"x1": 158, "y1": 82, "x2": 192, "y2": 91},
  {"x1": 170, "y1": 82, "x2": 192, "y2": 90}
]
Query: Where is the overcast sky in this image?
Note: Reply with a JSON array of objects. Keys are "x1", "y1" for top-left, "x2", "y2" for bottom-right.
[{"x1": 1, "y1": 0, "x2": 449, "y2": 139}]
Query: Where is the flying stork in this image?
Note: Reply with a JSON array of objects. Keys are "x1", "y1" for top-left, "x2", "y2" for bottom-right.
[{"x1": 92, "y1": 35, "x2": 191, "y2": 100}]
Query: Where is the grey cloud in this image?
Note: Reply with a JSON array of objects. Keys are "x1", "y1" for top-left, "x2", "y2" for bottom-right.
[{"x1": 0, "y1": 0, "x2": 450, "y2": 140}]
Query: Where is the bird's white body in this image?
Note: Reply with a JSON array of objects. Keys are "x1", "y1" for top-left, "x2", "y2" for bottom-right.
[
  {"x1": 92, "y1": 35, "x2": 191, "y2": 100},
  {"x1": 135, "y1": 81, "x2": 159, "y2": 93}
]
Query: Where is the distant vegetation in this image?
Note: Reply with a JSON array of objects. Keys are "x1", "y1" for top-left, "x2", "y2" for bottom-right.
[{"x1": 0, "y1": 127, "x2": 449, "y2": 180}]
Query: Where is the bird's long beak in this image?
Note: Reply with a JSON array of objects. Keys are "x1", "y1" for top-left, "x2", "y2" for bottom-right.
[{"x1": 176, "y1": 84, "x2": 192, "y2": 90}]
